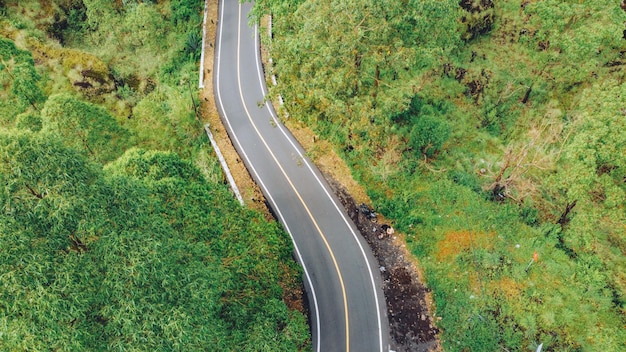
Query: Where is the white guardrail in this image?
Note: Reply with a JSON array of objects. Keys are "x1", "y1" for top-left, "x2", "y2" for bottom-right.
[{"x1": 198, "y1": 0, "x2": 209, "y2": 89}]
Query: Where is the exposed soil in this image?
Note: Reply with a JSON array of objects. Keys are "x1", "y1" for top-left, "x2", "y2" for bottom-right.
[{"x1": 323, "y1": 176, "x2": 440, "y2": 352}]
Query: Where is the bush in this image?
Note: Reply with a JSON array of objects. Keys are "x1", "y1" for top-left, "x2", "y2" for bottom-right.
[
  {"x1": 449, "y1": 169, "x2": 482, "y2": 193},
  {"x1": 459, "y1": 0, "x2": 495, "y2": 41},
  {"x1": 519, "y1": 203, "x2": 540, "y2": 227},
  {"x1": 171, "y1": 0, "x2": 203, "y2": 26},
  {"x1": 184, "y1": 31, "x2": 202, "y2": 61},
  {"x1": 409, "y1": 115, "x2": 451, "y2": 158}
]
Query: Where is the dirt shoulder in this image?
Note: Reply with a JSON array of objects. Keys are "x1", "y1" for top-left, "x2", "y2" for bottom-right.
[
  {"x1": 199, "y1": 0, "x2": 269, "y2": 217},
  {"x1": 324, "y1": 175, "x2": 441, "y2": 352}
]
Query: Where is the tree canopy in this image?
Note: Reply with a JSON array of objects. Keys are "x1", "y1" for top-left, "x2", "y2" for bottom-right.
[
  {"x1": 0, "y1": 133, "x2": 310, "y2": 350},
  {"x1": 257, "y1": 0, "x2": 461, "y2": 128}
]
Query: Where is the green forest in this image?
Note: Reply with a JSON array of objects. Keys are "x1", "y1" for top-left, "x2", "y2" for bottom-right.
[
  {"x1": 0, "y1": 0, "x2": 310, "y2": 350},
  {"x1": 253, "y1": 0, "x2": 626, "y2": 351}
]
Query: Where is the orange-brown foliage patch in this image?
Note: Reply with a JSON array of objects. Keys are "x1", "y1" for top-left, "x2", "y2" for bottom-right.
[
  {"x1": 436, "y1": 230, "x2": 496, "y2": 262},
  {"x1": 489, "y1": 277, "x2": 524, "y2": 300}
]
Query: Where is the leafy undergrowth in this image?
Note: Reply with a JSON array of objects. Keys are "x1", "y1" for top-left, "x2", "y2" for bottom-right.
[{"x1": 255, "y1": 0, "x2": 626, "y2": 350}]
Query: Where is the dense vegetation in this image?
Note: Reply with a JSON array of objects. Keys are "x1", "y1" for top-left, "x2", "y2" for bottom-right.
[
  {"x1": 254, "y1": 0, "x2": 626, "y2": 350},
  {"x1": 0, "y1": 0, "x2": 310, "y2": 350}
]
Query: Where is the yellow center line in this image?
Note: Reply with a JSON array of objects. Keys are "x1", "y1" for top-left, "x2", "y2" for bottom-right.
[{"x1": 236, "y1": 4, "x2": 349, "y2": 351}]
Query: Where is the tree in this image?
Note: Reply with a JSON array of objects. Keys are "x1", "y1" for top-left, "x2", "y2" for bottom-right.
[
  {"x1": 0, "y1": 38, "x2": 45, "y2": 119},
  {"x1": 0, "y1": 131, "x2": 104, "y2": 350},
  {"x1": 82, "y1": 0, "x2": 117, "y2": 31},
  {"x1": 262, "y1": 0, "x2": 461, "y2": 128},
  {"x1": 0, "y1": 131, "x2": 100, "y2": 237},
  {"x1": 171, "y1": 0, "x2": 204, "y2": 27}
]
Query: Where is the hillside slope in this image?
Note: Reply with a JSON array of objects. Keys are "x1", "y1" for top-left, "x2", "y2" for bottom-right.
[
  {"x1": 0, "y1": 1, "x2": 310, "y2": 350},
  {"x1": 253, "y1": 0, "x2": 626, "y2": 350}
]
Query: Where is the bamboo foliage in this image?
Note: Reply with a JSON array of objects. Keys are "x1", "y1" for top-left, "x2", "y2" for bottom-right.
[
  {"x1": 0, "y1": 135, "x2": 310, "y2": 350},
  {"x1": 0, "y1": 1, "x2": 311, "y2": 349}
]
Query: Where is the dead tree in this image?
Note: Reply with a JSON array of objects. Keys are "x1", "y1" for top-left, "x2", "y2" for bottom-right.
[{"x1": 557, "y1": 200, "x2": 577, "y2": 230}]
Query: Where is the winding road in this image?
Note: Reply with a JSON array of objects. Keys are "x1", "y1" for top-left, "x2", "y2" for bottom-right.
[{"x1": 212, "y1": 1, "x2": 389, "y2": 350}]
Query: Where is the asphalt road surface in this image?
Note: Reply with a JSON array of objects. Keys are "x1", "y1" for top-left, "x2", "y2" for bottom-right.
[{"x1": 213, "y1": 1, "x2": 389, "y2": 351}]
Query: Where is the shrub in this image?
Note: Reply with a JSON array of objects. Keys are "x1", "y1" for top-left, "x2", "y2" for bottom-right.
[
  {"x1": 449, "y1": 169, "x2": 482, "y2": 193},
  {"x1": 459, "y1": 0, "x2": 495, "y2": 41},
  {"x1": 171, "y1": 0, "x2": 203, "y2": 27},
  {"x1": 409, "y1": 115, "x2": 451, "y2": 158}
]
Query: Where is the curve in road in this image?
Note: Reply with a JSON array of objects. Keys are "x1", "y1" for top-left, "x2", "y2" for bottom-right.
[{"x1": 212, "y1": 1, "x2": 389, "y2": 351}]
